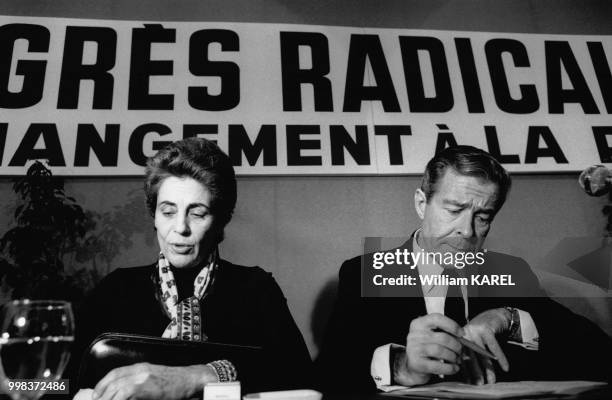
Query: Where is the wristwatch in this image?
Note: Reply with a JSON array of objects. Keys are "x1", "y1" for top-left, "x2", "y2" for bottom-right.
[{"x1": 505, "y1": 307, "x2": 521, "y2": 341}]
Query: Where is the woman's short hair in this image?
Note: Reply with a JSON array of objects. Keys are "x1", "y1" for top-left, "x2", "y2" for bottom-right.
[
  {"x1": 421, "y1": 145, "x2": 511, "y2": 210},
  {"x1": 144, "y1": 138, "x2": 237, "y2": 230}
]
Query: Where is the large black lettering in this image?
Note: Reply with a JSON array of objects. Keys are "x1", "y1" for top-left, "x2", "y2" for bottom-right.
[
  {"x1": 485, "y1": 39, "x2": 539, "y2": 114},
  {"x1": 374, "y1": 125, "x2": 411, "y2": 165},
  {"x1": 228, "y1": 124, "x2": 277, "y2": 166},
  {"x1": 189, "y1": 29, "x2": 240, "y2": 111},
  {"x1": 455, "y1": 38, "x2": 484, "y2": 113},
  {"x1": 280, "y1": 32, "x2": 333, "y2": 111},
  {"x1": 183, "y1": 124, "x2": 218, "y2": 141},
  {"x1": 128, "y1": 25, "x2": 175, "y2": 110},
  {"x1": 484, "y1": 126, "x2": 520, "y2": 163},
  {"x1": 546, "y1": 41, "x2": 598, "y2": 114},
  {"x1": 57, "y1": 26, "x2": 117, "y2": 109},
  {"x1": 129, "y1": 123, "x2": 172, "y2": 166},
  {"x1": 588, "y1": 42, "x2": 612, "y2": 113},
  {"x1": 286, "y1": 125, "x2": 322, "y2": 165},
  {"x1": 0, "y1": 123, "x2": 7, "y2": 165},
  {"x1": 74, "y1": 124, "x2": 120, "y2": 166},
  {"x1": 593, "y1": 126, "x2": 612, "y2": 163},
  {"x1": 525, "y1": 126, "x2": 568, "y2": 163},
  {"x1": 343, "y1": 35, "x2": 400, "y2": 112},
  {"x1": 9, "y1": 124, "x2": 65, "y2": 166},
  {"x1": 330, "y1": 125, "x2": 370, "y2": 165},
  {"x1": 399, "y1": 36, "x2": 453, "y2": 112},
  {"x1": 0, "y1": 24, "x2": 49, "y2": 108},
  {"x1": 435, "y1": 132, "x2": 458, "y2": 154}
]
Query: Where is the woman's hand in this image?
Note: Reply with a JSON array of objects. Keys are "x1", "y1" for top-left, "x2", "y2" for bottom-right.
[{"x1": 92, "y1": 363, "x2": 218, "y2": 400}]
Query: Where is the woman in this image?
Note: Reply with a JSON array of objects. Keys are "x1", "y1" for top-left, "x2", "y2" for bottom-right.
[{"x1": 71, "y1": 138, "x2": 312, "y2": 400}]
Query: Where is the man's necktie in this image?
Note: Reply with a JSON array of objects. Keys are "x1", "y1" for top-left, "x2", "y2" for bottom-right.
[{"x1": 443, "y1": 268, "x2": 466, "y2": 325}]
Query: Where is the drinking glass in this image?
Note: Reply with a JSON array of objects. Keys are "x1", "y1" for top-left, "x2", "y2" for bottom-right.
[{"x1": 0, "y1": 300, "x2": 74, "y2": 400}]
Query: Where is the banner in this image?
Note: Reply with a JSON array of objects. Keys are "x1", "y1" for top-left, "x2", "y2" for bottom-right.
[{"x1": 0, "y1": 15, "x2": 611, "y2": 175}]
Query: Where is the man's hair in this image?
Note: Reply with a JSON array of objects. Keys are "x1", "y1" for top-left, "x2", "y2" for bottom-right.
[
  {"x1": 421, "y1": 145, "x2": 511, "y2": 209},
  {"x1": 144, "y1": 138, "x2": 237, "y2": 231}
]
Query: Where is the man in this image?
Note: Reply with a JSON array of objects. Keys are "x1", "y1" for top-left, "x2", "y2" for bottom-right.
[{"x1": 315, "y1": 145, "x2": 611, "y2": 392}]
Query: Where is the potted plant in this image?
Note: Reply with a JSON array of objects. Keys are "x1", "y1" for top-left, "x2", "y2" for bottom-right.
[{"x1": 0, "y1": 161, "x2": 98, "y2": 301}]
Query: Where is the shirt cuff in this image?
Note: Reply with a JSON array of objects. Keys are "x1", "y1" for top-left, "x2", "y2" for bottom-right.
[
  {"x1": 508, "y1": 309, "x2": 539, "y2": 351},
  {"x1": 517, "y1": 309, "x2": 539, "y2": 347},
  {"x1": 371, "y1": 344, "x2": 392, "y2": 388},
  {"x1": 371, "y1": 344, "x2": 412, "y2": 392}
]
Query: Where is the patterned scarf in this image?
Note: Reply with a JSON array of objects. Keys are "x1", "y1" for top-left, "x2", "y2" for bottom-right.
[{"x1": 158, "y1": 249, "x2": 218, "y2": 341}]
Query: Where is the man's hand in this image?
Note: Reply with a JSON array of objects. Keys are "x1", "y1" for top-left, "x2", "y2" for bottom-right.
[
  {"x1": 394, "y1": 313, "x2": 464, "y2": 386},
  {"x1": 92, "y1": 363, "x2": 218, "y2": 400},
  {"x1": 462, "y1": 308, "x2": 511, "y2": 385}
]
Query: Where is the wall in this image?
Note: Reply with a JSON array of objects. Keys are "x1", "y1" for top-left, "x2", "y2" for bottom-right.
[{"x1": 1, "y1": 0, "x2": 611, "y2": 356}]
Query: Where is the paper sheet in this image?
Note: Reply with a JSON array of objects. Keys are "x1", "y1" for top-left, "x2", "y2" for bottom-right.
[{"x1": 381, "y1": 380, "x2": 608, "y2": 399}]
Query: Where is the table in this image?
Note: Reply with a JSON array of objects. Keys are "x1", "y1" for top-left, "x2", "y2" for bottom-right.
[{"x1": 321, "y1": 385, "x2": 611, "y2": 400}]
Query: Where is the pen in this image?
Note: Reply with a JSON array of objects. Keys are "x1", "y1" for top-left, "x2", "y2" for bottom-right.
[
  {"x1": 436, "y1": 330, "x2": 497, "y2": 379},
  {"x1": 434, "y1": 328, "x2": 497, "y2": 360},
  {"x1": 455, "y1": 335, "x2": 497, "y2": 360}
]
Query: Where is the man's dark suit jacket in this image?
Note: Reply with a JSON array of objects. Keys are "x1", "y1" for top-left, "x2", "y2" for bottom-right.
[{"x1": 315, "y1": 239, "x2": 612, "y2": 393}]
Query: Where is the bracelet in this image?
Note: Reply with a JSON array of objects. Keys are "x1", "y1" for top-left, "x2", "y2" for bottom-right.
[
  {"x1": 206, "y1": 360, "x2": 237, "y2": 382},
  {"x1": 207, "y1": 361, "x2": 221, "y2": 382}
]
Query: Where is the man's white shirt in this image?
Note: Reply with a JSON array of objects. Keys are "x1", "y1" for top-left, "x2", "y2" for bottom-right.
[{"x1": 370, "y1": 233, "x2": 539, "y2": 390}]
